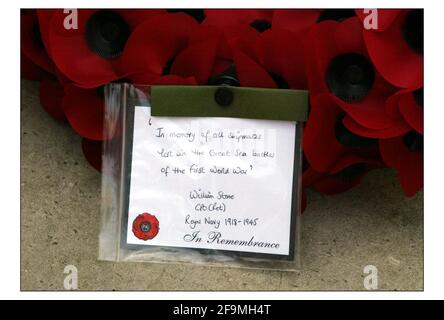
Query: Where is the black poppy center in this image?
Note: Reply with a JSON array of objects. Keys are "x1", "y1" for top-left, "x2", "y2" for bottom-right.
[
  {"x1": 167, "y1": 9, "x2": 206, "y2": 23},
  {"x1": 335, "y1": 163, "x2": 366, "y2": 182},
  {"x1": 326, "y1": 53, "x2": 375, "y2": 102},
  {"x1": 402, "y1": 9, "x2": 423, "y2": 55},
  {"x1": 344, "y1": 65, "x2": 363, "y2": 85},
  {"x1": 403, "y1": 130, "x2": 423, "y2": 152},
  {"x1": 140, "y1": 222, "x2": 151, "y2": 233},
  {"x1": 250, "y1": 19, "x2": 272, "y2": 33},
  {"x1": 335, "y1": 114, "x2": 377, "y2": 148},
  {"x1": 85, "y1": 10, "x2": 130, "y2": 59},
  {"x1": 413, "y1": 87, "x2": 424, "y2": 107},
  {"x1": 317, "y1": 9, "x2": 356, "y2": 22},
  {"x1": 100, "y1": 21, "x2": 121, "y2": 42}
]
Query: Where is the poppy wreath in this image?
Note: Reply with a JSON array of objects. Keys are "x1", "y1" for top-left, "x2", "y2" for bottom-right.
[{"x1": 21, "y1": 9, "x2": 424, "y2": 211}]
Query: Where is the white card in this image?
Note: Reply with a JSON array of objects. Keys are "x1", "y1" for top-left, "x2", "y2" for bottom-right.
[{"x1": 126, "y1": 106, "x2": 297, "y2": 256}]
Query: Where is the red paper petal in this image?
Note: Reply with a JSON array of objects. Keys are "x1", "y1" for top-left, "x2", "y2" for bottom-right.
[
  {"x1": 343, "y1": 114, "x2": 410, "y2": 138},
  {"x1": 334, "y1": 16, "x2": 367, "y2": 54},
  {"x1": 122, "y1": 13, "x2": 197, "y2": 77},
  {"x1": 385, "y1": 88, "x2": 424, "y2": 134},
  {"x1": 303, "y1": 94, "x2": 346, "y2": 172},
  {"x1": 81, "y1": 138, "x2": 102, "y2": 172},
  {"x1": 385, "y1": 88, "x2": 407, "y2": 118},
  {"x1": 117, "y1": 9, "x2": 165, "y2": 29},
  {"x1": 231, "y1": 49, "x2": 276, "y2": 88},
  {"x1": 363, "y1": 11, "x2": 423, "y2": 89},
  {"x1": 36, "y1": 12, "x2": 74, "y2": 87},
  {"x1": 379, "y1": 135, "x2": 423, "y2": 197},
  {"x1": 303, "y1": 20, "x2": 339, "y2": 96},
  {"x1": 223, "y1": 24, "x2": 259, "y2": 60},
  {"x1": 170, "y1": 37, "x2": 219, "y2": 84},
  {"x1": 331, "y1": 86, "x2": 399, "y2": 130},
  {"x1": 398, "y1": 92, "x2": 423, "y2": 134},
  {"x1": 204, "y1": 9, "x2": 272, "y2": 28},
  {"x1": 272, "y1": 9, "x2": 320, "y2": 35},
  {"x1": 255, "y1": 29, "x2": 307, "y2": 89},
  {"x1": 62, "y1": 85, "x2": 104, "y2": 140},
  {"x1": 39, "y1": 76, "x2": 66, "y2": 122}
]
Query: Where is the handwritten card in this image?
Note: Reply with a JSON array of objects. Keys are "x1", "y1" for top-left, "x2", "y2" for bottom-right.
[{"x1": 126, "y1": 106, "x2": 297, "y2": 257}]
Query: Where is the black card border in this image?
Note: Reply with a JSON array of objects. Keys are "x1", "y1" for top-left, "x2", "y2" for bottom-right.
[{"x1": 120, "y1": 104, "x2": 301, "y2": 262}]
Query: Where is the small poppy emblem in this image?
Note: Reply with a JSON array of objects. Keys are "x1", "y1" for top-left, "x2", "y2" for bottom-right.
[{"x1": 132, "y1": 213, "x2": 159, "y2": 240}]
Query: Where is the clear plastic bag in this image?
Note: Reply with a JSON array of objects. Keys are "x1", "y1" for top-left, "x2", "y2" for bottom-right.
[{"x1": 99, "y1": 83, "x2": 307, "y2": 271}]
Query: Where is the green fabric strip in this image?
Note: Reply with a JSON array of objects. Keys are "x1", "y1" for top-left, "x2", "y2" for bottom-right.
[{"x1": 150, "y1": 85, "x2": 308, "y2": 121}]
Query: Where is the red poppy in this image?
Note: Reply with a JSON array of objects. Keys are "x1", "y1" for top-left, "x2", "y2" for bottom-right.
[
  {"x1": 46, "y1": 9, "x2": 164, "y2": 88},
  {"x1": 303, "y1": 93, "x2": 381, "y2": 174},
  {"x1": 379, "y1": 131, "x2": 423, "y2": 197},
  {"x1": 62, "y1": 85, "x2": 104, "y2": 140},
  {"x1": 386, "y1": 88, "x2": 423, "y2": 134},
  {"x1": 123, "y1": 13, "x2": 220, "y2": 85},
  {"x1": 304, "y1": 17, "x2": 401, "y2": 131},
  {"x1": 81, "y1": 138, "x2": 102, "y2": 172},
  {"x1": 21, "y1": 10, "x2": 55, "y2": 74},
  {"x1": 39, "y1": 75, "x2": 66, "y2": 122},
  {"x1": 124, "y1": 13, "x2": 222, "y2": 85},
  {"x1": 359, "y1": 9, "x2": 423, "y2": 89},
  {"x1": 132, "y1": 213, "x2": 160, "y2": 240}
]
